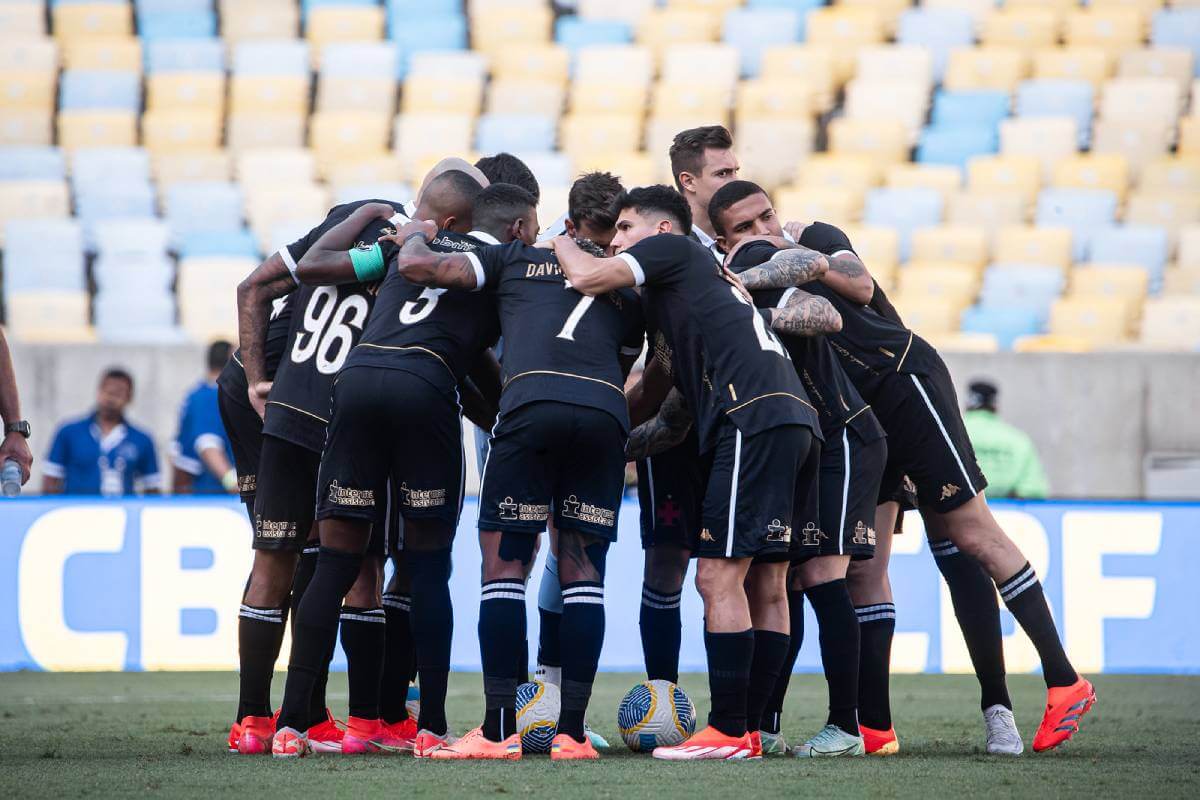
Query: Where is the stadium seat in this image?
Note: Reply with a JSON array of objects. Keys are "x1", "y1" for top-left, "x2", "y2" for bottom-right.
[
  {"x1": 94, "y1": 288, "x2": 179, "y2": 343},
  {"x1": 662, "y1": 44, "x2": 740, "y2": 95},
  {"x1": 736, "y1": 118, "x2": 815, "y2": 191},
  {"x1": 993, "y1": 226, "x2": 1074, "y2": 270},
  {"x1": 1010, "y1": 334, "x2": 1094, "y2": 353},
  {"x1": 245, "y1": 184, "x2": 331, "y2": 250},
  {"x1": 222, "y1": 2, "x2": 301, "y2": 43},
  {"x1": 981, "y1": 7, "x2": 1060, "y2": 53},
  {"x1": 0, "y1": 180, "x2": 70, "y2": 247},
  {"x1": 310, "y1": 112, "x2": 391, "y2": 164},
  {"x1": 735, "y1": 80, "x2": 816, "y2": 122},
  {"x1": 475, "y1": 113, "x2": 557, "y2": 154},
  {"x1": 59, "y1": 71, "x2": 142, "y2": 111},
  {"x1": 844, "y1": 80, "x2": 930, "y2": 142},
  {"x1": 961, "y1": 305, "x2": 1044, "y2": 350},
  {"x1": 856, "y1": 46, "x2": 934, "y2": 88},
  {"x1": 472, "y1": 6, "x2": 554, "y2": 58},
  {"x1": 144, "y1": 38, "x2": 225, "y2": 73},
  {"x1": 796, "y1": 155, "x2": 882, "y2": 194},
  {"x1": 559, "y1": 114, "x2": 644, "y2": 161},
  {"x1": 1049, "y1": 297, "x2": 1133, "y2": 346},
  {"x1": 999, "y1": 117, "x2": 1079, "y2": 180},
  {"x1": 0, "y1": 37, "x2": 58, "y2": 75},
  {"x1": 775, "y1": 186, "x2": 866, "y2": 228},
  {"x1": 407, "y1": 50, "x2": 488, "y2": 83},
  {"x1": 227, "y1": 114, "x2": 307, "y2": 151},
  {"x1": 944, "y1": 48, "x2": 1030, "y2": 93},
  {"x1": 722, "y1": 8, "x2": 802, "y2": 77},
  {"x1": 137, "y1": 9, "x2": 218, "y2": 41},
  {"x1": 316, "y1": 76, "x2": 397, "y2": 114},
  {"x1": 320, "y1": 41, "x2": 399, "y2": 80},
  {"x1": 1091, "y1": 117, "x2": 1173, "y2": 171},
  {"x1": 0, "y1": 72, "x2": 57, "y2": 114},
  {"x1": 0, "y1": 147, "x2": 66, "y2": 181},
  {"x1": 1036, "y1": 189, "x2": 1119, "y2": 260},
  {"x1": 910, "y1": 225, "x2": 989, "y2": 270},
  {"x1": 142, "y1": 110, "x2": 222, "y2": 153},
  {"x1": 52, "y1": 3, "x2": 133, "y2": 41},
  {"x1": 1066, "y1": 7, "x2": 1147, "y2": 50},
  {"x1": 827, "y1": 118, "x2": 910, "y2": 165},
  {"x1": 885, "y1": 164, "x2": 963, "y2": 197},
  {"x1": 179, "y1": 229, "x2": 259, "y2": 259},
  {"x1": 573, "y1": 150, "x2": 658, "y2": 188},
  {"x1": 146, "y1": 73, "x2": 225, "y2": 112},
  {"x1": 0, "y1": 2, "x2": 47, "y2": 37},
  {"x1": 555, "y1": 16, "x2": 633, "y2": 52},
  {"x1": 393, "y1": 114, "x2": 475, "y2": 177},
  {"x1": 636, "y1": 9, "x2": 721, "y2": 51},
  {"x1": 326, "y1": 155, "x2": 405, "y2": 188},
  {"x1": 896, "y1": 264, "x2": 980, "y2": 306},
  {"x1": 229, "y1": 76, "x2": 310, "y2": 115},
  {"x1": 153, "y1": 150, "x2": 232, "y2": 186},
  {"x1": 3, "y1": 218, "x2": 86, "y2": 292},
  {"x1": 759, "y1": 45, "x2": 837, "y2": 110},
  {"x1": 1052, "y1": 155, "x2": 1131, "y2": 199},
  {"x1": 72, "y1": 146, "x2": 151, "y2": 186},
  {"x1": 931, "y1": 90, "x2": 1011, "y2": 129},
  {"x1": 178, "y1": 256, "x2": 257, "y2": 342},
  {"x1": 237, "y1": 148, "x2": 317, "y2": 187},
  {"x1": 1069, "y1": 264, "x2": 1150, "y2": 321},
  {"x1": 1139, "y1": 157, "x2": 1200, "y2": 193},
  {"x1": 1033, "y1": 46, "x2": 1113, "y2": 89},
  {"x1": 917, "y1": 126, "x2": 998, "y2": 169},
  {"x1": 1119, "y1": 48, "x2": 1194, "y2": 96},
  {"x1": 804, "y1": 7, "x2": 886, "y2": 80},
  {"x1": 1140, "y1": 297, "x2": 1200, "y2": 349},
  {"x1": 1150, "y1": 9, "x2": 1200, "y2": 76},
  {"x1": 1101, "y1": 78, "x2": 1182, "y2": 133},
  {"x1": 946, "y1": 190, "x2": 1028, "y2": 228},
  {"x1": 980, "y1": 264, "x2": 1067, "y2": 314},
  {"x1": 491, "y1": 44, "x2": 569, "y2": 86},
  {"x1": 402, "y1": 76, "x2": 483, "y2": 116},
  {"x1": 1124, "y1": 191, "x2": 1200, "y2": 245},
  {"x1": 967, "y1": 154, "x2": 1041, "y2": 205},
  {"x1": 896, "y1": 8, "x2": 974, "y2": 83},
  {"x1": 864, "y1": 188, "x2": 944, "y2": 261},
  {"x1": 1016, "y1": 80, "x2": 1094, "y2": 148},
  {"x1": 568, "y1": 82, "x2": 647, "y2": 117},
  {"x1": 63, "y1": 38, "x2": 143, "y2": 73},
  {"x1": 3, "y1": 289, "x2": 93, "y2": 343},
  {"x1": 232, "y1": 40, "x2": 311, "y2": 76},
  {"x1": 1178, "y1": 225, "x2": 1200, "y2": 269},
  {"x1": 307, "y1": 6, "x2": 386, "y2": 64},
  {"x1": 890, "y1": 293, "x2": 965, "y2": 336},
  {"x1": 93, "y1": 218, "x2": 171, "y2": 260},
  {"x1": 839, "y1": 224, "x2": 899, "y2": 282},
  {"x1": 0, "y1": 110, "x2": 54, "y2": 147},
  {"x1": 488, "y1": 80, "x2": 566, "y2": 118},
  {"x1": 1161, "y1": 267, "x2": 1200, "y2": 297}
]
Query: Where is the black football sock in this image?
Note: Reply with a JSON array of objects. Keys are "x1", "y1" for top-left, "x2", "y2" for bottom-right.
[
  {"x1": 309, "y1": 664, "x2": 331, "y2": 729},
  {"x1": 998, "y1": 562, "x2": 1077, "y2": 688},
  {"x1": 410, "y1": 548, "x2": 453, "y2": 735},
  {"x1": 236, "y1": 604, "x2": 286, "y2": 721},
  {"x1": 480, "y1": 578, "x2": 526, "y2": 742},
  {"x1": 380, "y1": 590, "x2": 414, "y2": 725},
  {"x1": 856, "y1": 603, "x2": 896, "y2": 731},
  {"x1": 746, "y1": 629, "x2": 791, "y2": 734},
  {"x1": 806, "y1": 579, "x2": 860, "y2": 735},
  {"x1": 704, "y1": 629, "x2": 754, "y2": 738},
  {"x1": 640, "y1": 584, "x2": 683, "y2": 684},
  {"x1": 558, "y1": 581, "x2": 606, "y2": 742},
  {"x1": 536, "y1": 551, "x2": 562, "y2": 680},
  {"x1": 340, "y1": 606, "x2": 386, "y2": 720},
  {"x1": 292, "y1": 545, "x2": 329, "y2": 725},
  {"x1": 931, "y1": 540, "x2": 1012, "y2": 710},
  {"x1": 760, "y1": 589, "x2": 805, "y2": 735},
  {"x1": 277, "y1": 547, "x2": 362, "y2": 732}
]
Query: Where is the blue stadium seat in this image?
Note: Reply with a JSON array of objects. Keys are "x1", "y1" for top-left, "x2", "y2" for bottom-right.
[
  {"x1": 135, "y1": 0, "x2": 213, "y2": 11},
  {"x1": 166, "y1": 182, "x2": 245, "y2": 238},
  {"x1": 59, "y1": 71, "x2": 142, "y2": 111},
  {"x1": 747, "y1": 0, "x2": 823, "y2": 14},
  {"x1": 71, "y1": 147, "x2": 150, "y2": 186},
  {"x1": 137, "y1": 10, "x2": 217, "y2": 39},
  {"x1": 233, "y1": 41, "x2": 311, "y2": 76},
  {"x1": 76, "y1": 182, "x2": 158, "y2": 248},
  {"x1": 555, "y1": 16, "x2": 632, "y2": 52},
  {"x1": 917, "y1": 125, "x2": 998, "y2": 168},
  {"x1": 389, "y1": 0, "x2": 461, "y2": 16},
  {"x1": 94, "y1": 287, "x2": 179, "y2": 343},
  {"x1": 724, "y1": 8, "x2": 803, "y2": 77},
  {"x1": 979, "y1": 265, "x2": 1065, "y2": 317},
  {"x1": 1086, "y1": 225, "x2": 1171, "y2": 291},
  {"x1": 389, "y1": 14, "x2": 467, "y2": 56},
  {"x1": 476, "y1": 114, "x2": 557, "y2": 155},
  {"x1": 864, "y1": 188, "x2": 944, "y2": 261},
  {"x1": 931, "y1": 90, "x2": 1010, "y2": 129},
  {"x1": 1151, "y1": 9, "x2": 1200, "y2": 76},
  {"x1": 2, "y1": 218, "x2": 85, "y2": 293},
  {"x1": 1016, "y1": 80, "x2": 1094, "y2": 148},
  {"x1": 179, "y1": 229, "x2": 260, "y2": 259},
  {"x1": 0, "y1": 147, "x2": 65, "y2": 180},
  {"x1": 897, "y1": 8, "x2": 975, "y2": 83},
  {"x1": 145, "y1": 38, "x2": 224, "y2": 72},
  {"x1": 961, "y1": 305, "x2": 1044, "y2": 350},
  {"x1": 94, "y1": 218, "x2": 171, "y2": 259},
  {"x1": 1035, "y1": 189, "x2": 1118, "y2": 261}
]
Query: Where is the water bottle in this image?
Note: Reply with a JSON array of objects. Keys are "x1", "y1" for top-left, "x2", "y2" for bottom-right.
[{"x1": 2, "y1": 458, "x2": 21, "y2": 498}]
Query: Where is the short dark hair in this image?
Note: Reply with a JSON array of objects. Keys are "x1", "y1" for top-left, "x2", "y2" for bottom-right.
[
  {"x1": 100, "y1": 367, "x2": 134, "y2": 392},
  {"x1": 474, "y1": 153, "x2": 540, "y2": 202},
  {"x1": 708, "y1": 180, "x2": 769, "y2": 238},
  {"x1": 206, "y1": 340, "x2": 233, "y2": 373},
  {"x1": 668, "y1": 125, "x2": 734, "y2": 192},
  {"x1": 568, "y1": 171, "x2": 625, "y2": 232},
  {"x1": 471, "y1": 183, "x2": 538, "y2": 235},
  {"x1": 611, "y1": 185, "x2": 693, "y2": 237}
]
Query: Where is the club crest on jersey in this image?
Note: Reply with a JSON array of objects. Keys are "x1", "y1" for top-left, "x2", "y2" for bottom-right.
[
  {"x1": 255, "y1": 515, "x2": 297, "y2": 539},
  {"x1": 560, "y1": 495, "x2": 615, "y2": 527},
  {"x1": 800, "y1": 522, "x2": 826, "y2": 547},
  {"x1": 940, "y1": 483, "x2": 961, "y2": 501},
  {"x1": 765, "y1": 519, "x2": 791, "y2": 543},
  {"x1": 853, "y1": 521, "x2": 876, "y2": 546},
  {"x1": 656, "y1": 498, "x2": 682, "y2": 527},
  {"x1": 498, "y1": 496, "x2": 549, "y2": 522},
  {"x1": 327, "y1": 480, "x2": 374, "y2": 507},
  {"x1": 399, "y1": 482, "x2": 446, "y2": 508}
]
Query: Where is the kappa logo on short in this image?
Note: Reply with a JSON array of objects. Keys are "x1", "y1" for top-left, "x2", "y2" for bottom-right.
[
  {"x1": 498, "y1": 496, "x2": 550, "y2": 522},
  {"x1": 800, "y1": 522, "x2": 826, "y2": 547},
  {"x1": 903, "y1": 475, "x2": 917, "y2": 499},
  {"x1": 940, "y1": 483, "x2": 961, "y2": 501},
  {"x1": 255, "y1": 515, "x2": 297, "y2": 539},
  {"x1": 560, "y1": 494, "x2": 615, "y2": 527},
  {"x1": 399, "y1": 482, "x2": 446, "y2": 508},
  {"x1": 700, "y1": 528, "x2": 715, "y2": 542},
  {"x1": 327, "y1": 480, "x2": 374, "y2": 507},
  {"x1": 852, "y1": 521, "x2": 876, "y2": 546},
  {"x1": 765, "y1": 519, "x2": 791, "y2": 543}
]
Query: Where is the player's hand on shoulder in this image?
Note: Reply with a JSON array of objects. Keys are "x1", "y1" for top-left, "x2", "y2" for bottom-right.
[
  {"x1": 720, "y1": 266, "x2": 753, "y2": 302},
  {"x1": 248, "y1": 381, "x2": 272, "y2": 420},
  {"x1": 386, "y1": 218, "x2": 437, "y2": 245},
  {"x1": 723, "y1": 234, "x2": 784, "y2": 269},
  {"x1": 783, "y1": 220, "x2": 809, "y2": 242},
  {"x1": 360, "y1": 201, "x2": 396, "y2": 220}
]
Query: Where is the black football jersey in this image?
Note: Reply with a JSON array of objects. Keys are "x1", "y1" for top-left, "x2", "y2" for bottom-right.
[
  {"x1": 617, "y1": 233, "x2": 820, "y2": 452},
  {"x1": 471, "y1": 241, "x2": 644, "y2": 431},
  {"x1": 262, "y1": 199, "x2": 407, "y2": 452},
  {"x1": 218, "y1": 293, "x2": 294, "y2": 404},
  {"x1": 728, "y1": 240, "x2": 884, "y2": 444},
  {"x1": 344, "y1": 229, "x2": 500, "y2": 391}
]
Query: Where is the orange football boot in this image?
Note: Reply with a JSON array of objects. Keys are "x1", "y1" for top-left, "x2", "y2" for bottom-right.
[
  {"x1": 306, "y1": 709, "x2": 345, "y2": 754},
  {"x1": 749, "y1": 731, "x2": 763, "y2": 759},
  {"x1": 652, "y1": 726, "x2": 755, "y2": 761},
  {"x1": 272, "y1": 726, "x2": 311, "y2": 758},
  {"x1": 1033, "y1": 677, "x2": 1096, "y2": 752},
  {"x1": 414, "y1": 729, "x2": 456, "y2": 758},
  {"x1": 550, "y1": 733, "x2": 599, "y2": 761},
  {"x1": 860, "y1": 725, "x2": 899, "y2": 756},
  {"x1": 429, "y1": 726, "x2": 521, "y2": 760},
  {"x1": 379, "y1": 717, "x2": 418, "y2": 753},
  {"x1": 236, "y1": 714, "x2": 276, "y2": 755},
  {"x1": 228, "y1": 722, "x2": 242, "y2": 753}
]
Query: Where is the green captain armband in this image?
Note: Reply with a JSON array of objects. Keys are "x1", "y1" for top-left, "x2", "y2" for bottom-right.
[{"x1": 349, "y1": 243, "x2": 386, "y2": 281}]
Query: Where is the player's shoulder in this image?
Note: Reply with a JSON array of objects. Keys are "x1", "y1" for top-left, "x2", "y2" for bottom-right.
[
  {"x1": 429, "y1": 230, "x2": 484, "y2": 253},
  {"x1": 798, "y1": 220, "x2": 854, "y2": 256},
  {"x1": 727, "y1": 240, "x2": 780, "y2": 273}
]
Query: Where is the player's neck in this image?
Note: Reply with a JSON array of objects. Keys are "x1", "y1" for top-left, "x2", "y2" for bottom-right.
[{"x1": 688, "y1": 202, "x2": 715, "y2": 241}]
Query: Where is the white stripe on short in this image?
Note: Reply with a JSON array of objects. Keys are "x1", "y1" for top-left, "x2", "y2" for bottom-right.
[
  {"x1": 910, "y1": 375, "x2": 977, "y2": 497},
  {"x1": 838, "y1": 429, "x2": 850, "y2": 556},
  {"x1": 726, "y1": 428, "x2": 742, "y2": 559}
]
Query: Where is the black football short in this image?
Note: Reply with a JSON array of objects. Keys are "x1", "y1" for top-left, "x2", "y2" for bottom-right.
[
  {"x1": 872, "y1": 360, "x2": 988, "y2": 515},
  {"x1": 478, "y1": 400, "x2": 626, "y2": 542},
  {"x1": 698, "y1": 422, "x2": 816, "y2": 561},
  {"x1": 253, "y1": 434, "x2": 321, "y2": 552},
  {"x1": 792, "y1": 427, "x2": 887, "y2": 561},
  {"x1": 316, "y1": 366, "x2": 465, "y2": 537},
  {"x1": 635, "y1": 429, "x2": 712, "y2": 551},
  {"x1": 218, "y1": 387, "x2": 263, "y2": 512}
]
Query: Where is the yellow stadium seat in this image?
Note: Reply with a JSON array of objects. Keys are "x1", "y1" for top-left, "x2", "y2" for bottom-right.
[
  {"x1": 924, "y1": 332, "x2": 1001, "y2": 353},
  {"x1": 662, "y1": 44, "x2": 740, "y2": 94},
  {"x1": 1178, "y1": 225, "x2": 1200, "y2": 268},
  {"x1": 1065, "y1": 8, "x2": 1145, "y2": 49},
  {"x1": 924, "y1": 0, "x2": 1000, "y2": 23},
  {"x1": 736, "y1": 118, "x2": 816, "y2": 192},
  {"x1": 237, "y1": 148, "x2": 317, "y2": 186},
  {"x1": 636, "y1": 9, "x2": 719, "y2": 50},
  {"x1": 1177, "y1": 116, "x2": 1200, "y2": 155},
  {"x1": 735, "y1": 80, "x2": 816, "y2": 122},
  {"x1": 806, "y1": 8, "x2": 886, "y2": 81},
  {"x1": 796, "y1": 154, "x2": 883, "y2": 194},
  {"x1": 142, "y1": 110, "x2": 223, "y2": 153},
  {"x1": 310, "y1": 112, "x2": 390, "y2": 159},
  {"x1": 993, "y1": 225, "x2": 1073, "y2": 268},
  {"x1": 0, "y1": 181, "x2": 70, "y2": 245},
  {"x1": 227, "y1": 113, "x2": 307, "y2": 151},
  {"x1": 326, "y1": 155, "x2": 404, "y2": 188},
  {"x1": 0, "y1": 3, "x2": 47, "y2": 36},
  {"x1": 1012, "y1": 334, "x2": 1094, "y2": 352},
  {"x1": 491, "y1": 45, "x2": 569, "y2": 85},
  {"x1": 4, "y1": 290, "x2": 93, "y2": 342},
  {"x1": 153, "y1": 150, "x2": 233, "y2": 186},
  {"x1": 759, "y1": 45, "x2": 838, "y2": 109},
  {"x1": 0, "y1": 39, "x2": 58, "y2": 73},
  {"x1": 393, "y1": 114, "x2": 475, "y2": 169},
  {"x1": 946, "y1": 191, "x2": 1028, "y2": 228},
  {"x1": 472, "y1": 7, "x2": 553, "y2": 56},
  {"x1": 1101, "y1": 78, "x2": 1182, "y2": 129},
  {"x1": 944, "y1": 47, "x2": 1030, "y2": 92},
  {"x1": 1049, "y1": 297, "x2": 1133, "y2": 345},
  {"x1": 774, "y1": 186, "x2": 865, "y2": 226},
  {"x1": 221, "y1": 2, "x2": 300, "y2": 42},
  {"x1": 896, "y1": 263, "x2": 980, "y2": 302},
  {"x1": 147, "y1": 73, "x2": 226, "y2": 112},
  {"x1": 890, "y1": 293, "x2": 967, "y2": 335},
  {"x1": 981, "y1": 8, "x2": 1061, "y2": 52},
  {"x1": 1090, "y1": 0, "x2": 1166, "y2": 12},
  {"x1": 855, "y1": 46, "x2": 934, "y2": 87},
  {"x1": 1161, "y1": 266, "x2": 1200, "y2": 295},
  {"x1": 838, "y1": 0, "x2": 911, "y2": 34},
  {"x1": 316, "y1": 76, "x2": 397, "y2": 115},
  {"x1": 967, "y1": 154, "x2": 1043, "y2": 204},
  {"x1": 839, "y1": 224, "x2": 899, "y2": 279},
  {"x1": 1091, "y1": 118, "x2": 1173, "y2": 170},
  {"x1": 843, "y1": 80, "x2": 930, "y2": 141},
  {"x1": 57, "y1": 110, "x2": 136, "y2": 150},
  {"x1": 1124, "y1": 191, "x2": 1200, "y2": 240},
  {"x1": 560, "y1": 114, "x2": 643, "y2": 160},
  {"x1": 1032, "y1": 47, "x2": 1113, "y2": 89},
  {"x1": 827, "y1": 117, "x2": 910, "y2": 165},
  {"x1": 306, "y1": 7, "x2": 384, "y2": 64},
  {"x1": 999, "y1": 116, "x2": 1078, "y2": 179},
  {"x1": 577, "y1": 0, "x2": 654, "y2": 23},
  {"x1": 229, "y1": 76, "x2": 310, "y2": 115},
  {"x1": 650, "y1": 82, "x2": 730, "y2": 121},
  {"x1": 487, "y1": 80, "x2": 565, "y2": 117},
  {"x1": 53, "y1": 3, "x2": 131, "y2": 40},
  {"x1": 1119, "y1": 48, "x2": 1194, "y2": 96},
  {"x1": 401, "y1": 76, "x2": 483, "y2": 116},
  {"x1": 178, "y1": 257, "x2": 258, "y2": 342},
  {"x1": 573, "y1": 151, "x2": 659, "y2": 188},
  {"x1": 0, "y1": 73, "x2": 56, "y2": 111},
  {"x1": 63, "y1": 37, "x2": 141, "y2": 72},
  {"x1": 246, "y1": 184, "x2": 331, "y2": 247},
  {"x1": 575, "y1": 46, "x2": 654, "y2": 88},
  {"x1": 1051, "y1": 154, "x2": 1131, "y2": 197},
  {"x1": 885, "y1": 164, "x2": 962, "y2": 197},
  {"x1": 1139, "y1": 297, "x2": 1200, "y2": 349},
  {"x1": 910, "y1": 226, "x2": 989, "y2": 269},
  {"x1": 666, "y1": 0, "x2": 743, "y2": 13},
  {"x1": 0, "y1": 110, "x2": 53, "y2": 146},
  {"x1": 569, "y1": 82, "x2": 647, "y2": 117},
  {"x1": 1069, "y1": 265, "x2": 1149, "y2": 318}
]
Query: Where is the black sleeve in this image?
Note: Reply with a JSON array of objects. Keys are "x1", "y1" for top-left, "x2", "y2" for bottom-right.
[
  {"x1": 619, "y1": 233, "x2": 692, "y2": 286},
  {"x1": 727, "y1": 240, "x2": 780, "y2": 272},
  {"x1": 868, "y1": 282, "x2": 906, "y2": 325},
  {"x1": 619, "y1": 290, "x2": 646, "y2": 356},
  {"x1": 798, "y1": 221, "x2": 856, "y2": 257},
  {"x1": 751, "y1": 288, "x2": 787, "y2": 310},
  {"x1": 468, "y1": 243, "x2": 511, "y2": 290}
]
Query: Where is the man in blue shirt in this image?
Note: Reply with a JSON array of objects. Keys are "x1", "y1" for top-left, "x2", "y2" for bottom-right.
[
  {"x1": 171, "y1": 341, "x2": 237, "y2": 495},
  {"x1": 43, "y1": 367, "x2": 160, "y2": 496}
]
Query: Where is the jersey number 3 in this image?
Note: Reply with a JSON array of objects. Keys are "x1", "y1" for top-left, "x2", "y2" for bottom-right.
[
  {"x1": 399, "y1": 287, "x2": 446, "y2": 325},
  {"x1": 291, "y1": 286, "x2": 370, "y2": 374}
]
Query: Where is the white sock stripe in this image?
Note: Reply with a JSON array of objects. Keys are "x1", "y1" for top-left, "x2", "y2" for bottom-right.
[
  {"x1": 641, "y1": 598, "x2": 681, "y2": 610},
  {"x1": 642, "y1": 587, "x2": 682, "y2": 602},
  {"x1": 856, "y1": 603, "x2": 896, "y2": 614},
  {"x1": 302, "y1": 546, "x2": 320, "y2": 555},
  {"x1": 562, "y1": 584, "x2": 604, "y2": 595},
  {"x1": 339, "y1": 612, "x2": 387, "y2": 624},
  {"x1": 481, "y1": 591, "x2": 526, "y2": 601},
  {"x1": 909, "y1": 374, "x2": 977, "y2": 496},
  {"x1": 483, "y1": 580, "x2": 526, "y2": 590},
  {"x1": 998, "y1": 565, "x2": 1035, "y2": 593},
  {"x1": 856, "y1": 611, "x2": 896, "y2": 622},
  {"x1": 929, "y1": 540, "x2": 959, "y2": 556},
  {"x1": 563, "y1": 595, "x2": 605, "y2": 605},
  {"x1": 382, "y1": 597, "x2": 412, "y2": 610},
  {"x1": 239, "y1": 610, "x2": 284, "y2": 623},
  {"x1": 239, "y1": 604, "x2": 283, "y2": 616},
  {"x1": 1001, "y1": 574, "x2": 1039, "y2": 602}
]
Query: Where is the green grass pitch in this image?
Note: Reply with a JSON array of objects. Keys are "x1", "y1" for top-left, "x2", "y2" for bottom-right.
[{"x1": 0, "y1": 672, "x2": 1196, "y2": 798}]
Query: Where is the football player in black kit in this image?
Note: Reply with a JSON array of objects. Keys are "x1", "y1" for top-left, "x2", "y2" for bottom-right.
[
  {"x1": 389, "y1": 180, "x2": 644, "y2": 761},
  {"x1": 553, "y1": 186, "x2": 832, "y2": 762},
  {"x1": 720, "y1": 190, "x2": 1095, "y2": 756}
]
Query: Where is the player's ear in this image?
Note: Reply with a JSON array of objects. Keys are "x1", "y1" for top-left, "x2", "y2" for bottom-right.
[
  {"x1": 678, "y1": 171, "x2": 696, "y2": 194},
  {"x1": 715, "y1": 233, "x2": 728, "y2": 251},
  {"x1": 563, "y1": 218, "x2": 578, "y2": 238},
  {"x1": 657, "y1": 218, "x2": 673, "y2": 235}
]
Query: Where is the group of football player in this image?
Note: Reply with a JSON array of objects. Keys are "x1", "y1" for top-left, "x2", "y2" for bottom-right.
[{"x1": 219, "y1": 125, "x2": 1095, "y2": 762}]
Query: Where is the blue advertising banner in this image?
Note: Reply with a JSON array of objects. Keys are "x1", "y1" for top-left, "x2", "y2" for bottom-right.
[{"x1": 0, "y1": 498, "x2": 1194, "y2": 673}]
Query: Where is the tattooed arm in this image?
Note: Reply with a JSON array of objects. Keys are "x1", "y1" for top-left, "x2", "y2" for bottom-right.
[
  {"x1": 767, "y1": 289, "x2": 842, "y2": 337},
  {"x1": 295, "y1": 202, "x2": 397, "y2": 284},
  {"x1": 384, "y1": 220, "x2": 481, "y2": 290},
  {"x1": 236, "y1": 252, "x2": 295, "y2": 418},
  {"x1": 820, "y1": 250, "x2": 874, "y2": 305},
  {"x1": 625, "y1": 388, "x2": 692, "y2": 461},
  {"x1": 737, "y1": 246, "x2": 830, "y2": 291}
]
